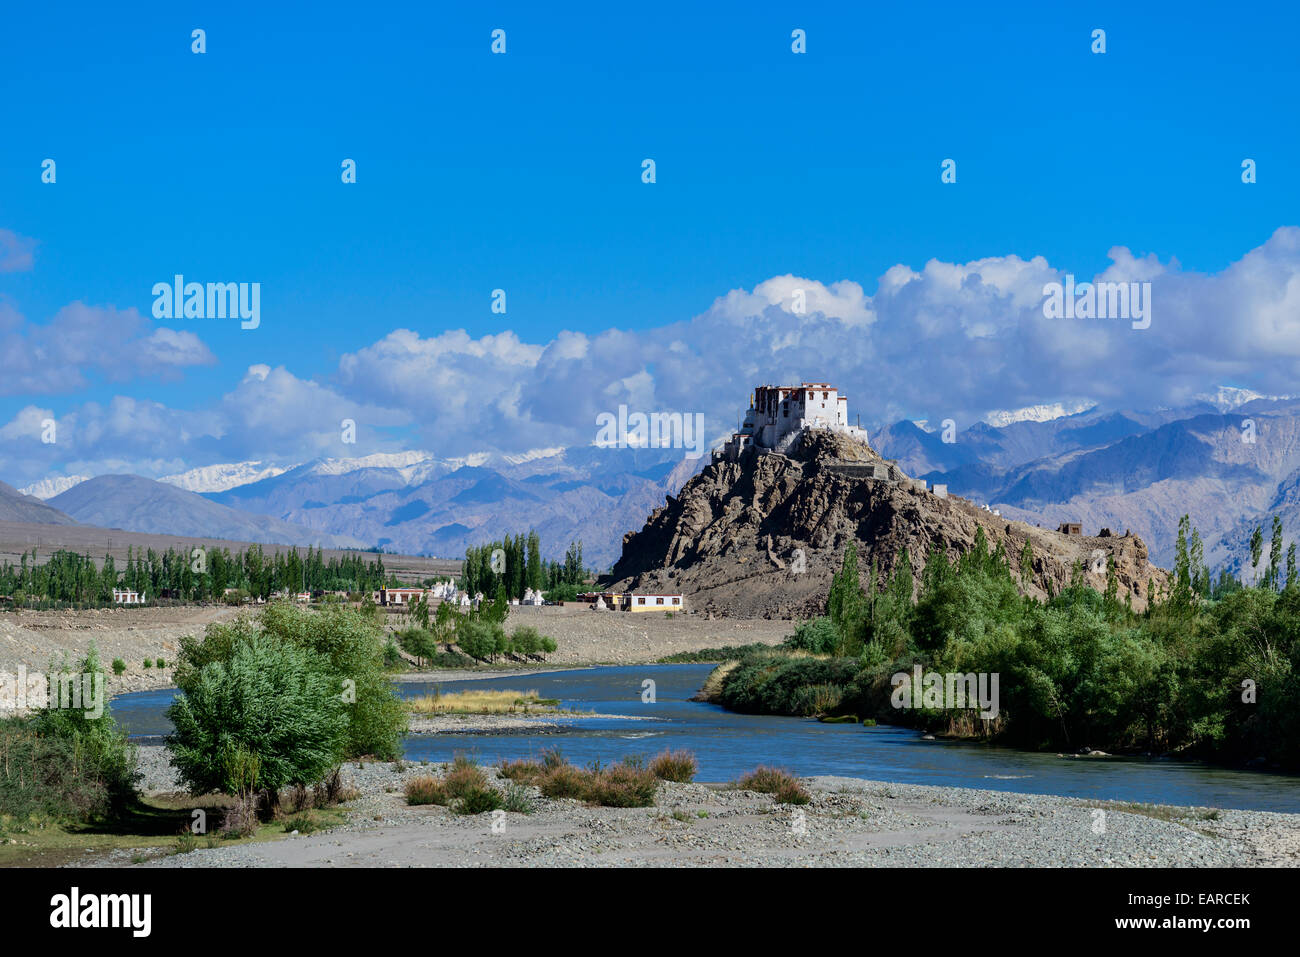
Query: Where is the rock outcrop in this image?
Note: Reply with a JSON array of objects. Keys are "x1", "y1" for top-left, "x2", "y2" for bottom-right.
[{"x1": 610, "y1": 430, "x2": 1169, "y2": 618}]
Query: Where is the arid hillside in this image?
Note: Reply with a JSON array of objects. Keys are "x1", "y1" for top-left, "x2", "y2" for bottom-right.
[{"x1": 612, "y1": 430, "x2": 1170, "y2": 618}]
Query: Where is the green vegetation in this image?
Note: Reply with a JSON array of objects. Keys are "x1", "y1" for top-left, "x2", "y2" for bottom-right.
[
  {"x1": 167, "y1": 603, "x2": 408, "y2": 808},
  {"x1": 0, "y1": 646, "x2": 137, "y2": 827},
  {"x1": 0, "y1": 543, "x2": 395, "y2": 608},
  {"x1": 111, "y1": 658, "x2": 125, "y2": 676},
  {"x1": 460, "y1": 532, "x2": 594, "y2": 603},
  {"x1": 734, "y1": 766, "x2": 811, "y2": 805},
  {"x1": 710, "y1": 517, "x2": 1300, "y2": 769},
  {"x1": 648, "y1": 749, "x2": 698, "y2": 782},
  {"x1": 657, "y1": 643, "x2": 775, "y2": 663},
  {"x1": 403, "y1": 755, "x2": 507, "y2": 814},
  {"x1": 495, "y1": 748, "x2": 689, "y2": 808}
]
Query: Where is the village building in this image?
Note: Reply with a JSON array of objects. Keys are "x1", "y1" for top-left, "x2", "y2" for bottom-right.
[
  {"x1": 112, "y1": 588, "x2": 145, "y2": 605},
  {"x1": 371, "y1": 586, "x2": 427, "y2": 606},
  {"x1": 582, "y1": 591, "x2": 684, "y2": 612}
]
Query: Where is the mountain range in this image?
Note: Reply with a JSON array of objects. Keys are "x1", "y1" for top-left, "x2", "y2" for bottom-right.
[{"x1": 13, "y1": 395, "x2": 1300, "y2": 574}]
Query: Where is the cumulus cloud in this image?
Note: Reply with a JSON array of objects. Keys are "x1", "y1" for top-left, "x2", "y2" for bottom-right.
[
  {"x1": 9, "y1": 227, "x2": 1300, "y2": 484},
  {"x1": 0, "y1": 302, "x2": 216, "y2": 395},
  {"x1": 0, "y1": 229, "x2": 36, "y2": 273}
]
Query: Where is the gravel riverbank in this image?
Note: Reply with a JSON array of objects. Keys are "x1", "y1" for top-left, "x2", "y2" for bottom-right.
[{"x1": 110, "y1": 746, "x2": 1300, "y2": 868}]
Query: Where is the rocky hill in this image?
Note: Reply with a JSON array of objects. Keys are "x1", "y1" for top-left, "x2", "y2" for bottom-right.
[
  {"x1": 611, "y1": 430, "x2": 1169, "y2": 618},
  {"x1": 0, "y1": 481, "x2": 79, "y2": 526}
]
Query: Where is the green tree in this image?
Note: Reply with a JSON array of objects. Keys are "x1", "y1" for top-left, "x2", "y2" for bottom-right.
[{"x1": 166, "y1": 633, "x2": 348, "y2": 799}]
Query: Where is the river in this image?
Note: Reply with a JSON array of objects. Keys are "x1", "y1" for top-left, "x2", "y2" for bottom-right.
[{"x1": 113, "y1": 663, "x2": 1300, "y2": 813}]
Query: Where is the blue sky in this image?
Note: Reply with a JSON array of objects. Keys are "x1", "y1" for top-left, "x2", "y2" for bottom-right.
[{"x1": 2, "y1": 1, "x2": 1299, "y2": 483}]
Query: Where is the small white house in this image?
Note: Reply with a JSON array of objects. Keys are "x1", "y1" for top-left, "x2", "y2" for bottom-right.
[
  {"x1": 627, "y1": 594, "x2": 683, "y2": 612},
  {"x1": 112, "y1": 588, "x2": 145, "y2": 605}
]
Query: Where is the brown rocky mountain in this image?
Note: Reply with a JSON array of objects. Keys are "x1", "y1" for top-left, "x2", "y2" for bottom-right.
[{"x1": 611, "y1": 429, "x2": 1169, "y2": 618}]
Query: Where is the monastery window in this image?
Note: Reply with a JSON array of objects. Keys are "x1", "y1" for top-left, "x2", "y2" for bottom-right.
[{"x1": 657, "y1": 597, "x2": 664, "y2": 605}]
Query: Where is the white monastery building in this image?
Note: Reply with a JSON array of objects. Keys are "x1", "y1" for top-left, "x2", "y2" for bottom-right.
[{"x1": 720, "y1": 382, "x2": 871, "y2": 461}]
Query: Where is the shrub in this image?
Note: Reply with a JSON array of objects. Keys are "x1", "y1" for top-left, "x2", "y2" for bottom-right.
[
  {"x1": 509, "y1": 625, "x2": 541, "y2": 657},
  {"x1": 501, "y1": 783, "x2": 533, "y2": 814},
  {"x1": 736, "y1": 766, "x2": 802, "y2": 795},
  {"x1": 583, "y1": 762, "x2": 659, "y2": 808},
  {"x1": 784, "y1": 616, "x2": 840, "y2": 654},
  {"x1": 282, "y1": 814, "x2": 318, "y2": 834},
  {"x1": 143, "y1": 659, "x2": 153, "y2": 669},
  {"x1": 536, "y1": 762, "x2": 588, "y2": 800},
  {"x1": 404, "y1": 775, "x2": 448, "y2": 806},
  {"x1": 540, "y1": 637, "x2": 557, "y2": 655},
  {"x1": 155, "y1": 658, "x2": 166, "y2": 669},
  {"x1": 166, "y1": 633, "x2": 349, "y2": 797},
  {"x1": 5, "y1": 645, "x2": 139, "y2": 823},
  {"x1": 773, "y1": 780, "x2": 811, "y2": 805},
  {"x1": 0, "y1": 718, "x2": 131, "y2": 823},
  {"x1": 443, "y1": 755, "x2": 490, "y2": 800},
  {"x1": 220, "y1": 793, "x2": 260, "y2": 838},
  {"x1": 455, "y1": 783, "x2": 503, "y2": 815},
  {"x1": 111, "y1": 659, "x2": 126, "y2": 676},
  {"x1": 499, "y1": 758, "x2": 543, "y2": 783},
  {"x1": 649, "y1": 749, "x2": 697, "y2": 782},
  {"x1": 456, "y1": 619, "x2": 504, "y2": 662},
  {"x1": 185, "y1": 604, "x2": 408, "y2": 762}
]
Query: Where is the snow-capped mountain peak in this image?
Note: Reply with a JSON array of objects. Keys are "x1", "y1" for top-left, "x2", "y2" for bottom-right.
[
  {"x1": 159, "y1": 461, "x2": 294, "y2": 494},
  {"x1": 19, "y1": 475, "x2": 90, "y2": 500},
  {"x1": 1197, "y1": 385, "x2": 1296, "y2": 413},
  {"x1": 983, "y1": 400, "x2": 1096, "y2": 428}
]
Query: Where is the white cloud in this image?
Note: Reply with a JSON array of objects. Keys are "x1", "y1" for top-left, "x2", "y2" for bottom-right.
[
  {"x1": 9, "y1": 227, "x2": 1300, "y2": 486},
  {"x1": 0, "y1": 302, "x2": 216, "y2": 395},
  {"x1": 0, "y1": 229, "x2": 36, "y2": 273}
]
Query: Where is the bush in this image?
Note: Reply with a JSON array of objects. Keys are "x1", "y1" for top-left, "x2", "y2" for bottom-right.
[
  {"x1": 3, "y1": 645, "x2": 139, "y2": 823},
  {"x1": 456, "y1": 619, "x2": 504, "y2": 662},
  {"x1": 509, "y1": 625, "x2": 541, "y2": 657},
  {"x1": 736, "y1": 766, "x2": 803, "y2": 795},
  {"x1": 111, "y1": 659, "x2": 126, "y2": 676},
  {"x1": 649, "y1": 749, "x2": 697, "y2": 782},
  {"x1": 0, "y1": 719, "x2": 128, "y2": 823},
  {"x1": 155, "y1": 658, "x2": 166, "y2": 669},
  {"x1": 773, "y1": 780, "x2": 811, "y2": 805},
  {"x1": 498, "y1": 758, "x2": 543, "y2": 782},
  {"x1": 718, "y1": 652, "x2": 861, "y2": 717},
  {"x1": 405, "y1": 775, "x2": 449, "y2": 806},
  {"x1": 501, "y1": 783, "x2": 533, "y2": 814},
  {"x1": 583, "y1": 762, "x2": 659, "y2": 808},
  {"x1": 536, "y1": 762, "x2": 588, "y2": 800},
  {"x1": 143, "y1": 659, "x2": 152, "y2": 669},
  {"x1": 455, "y1": 783, "x2": 503, "y2": 815},
  {"x1": 784, "y1": 616, "x2": 840, "y2": 654},
  {"x1": 263, "y1": 603, "x2": 410, "y2": 759},
  {"x1": 443, "y1": 754, "x2": 490, "y2": 800},
  {"x1": 220, "y1": 793, "x2": 260, "y2": 838},
  {"x1": 166, "y1": 633, "x2": 349, "y2": 797}
]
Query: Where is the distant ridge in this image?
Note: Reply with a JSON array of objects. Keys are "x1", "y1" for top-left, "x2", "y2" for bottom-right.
[
  {"x1": 0, "y1": 481, "x2": 80, "y2": 525},
  {"x1": 49, "y1": 475, "x2": 366, "y2": 549}
]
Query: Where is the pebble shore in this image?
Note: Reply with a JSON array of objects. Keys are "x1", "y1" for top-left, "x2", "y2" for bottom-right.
[{"x1": 109, "y1": 746, "x2": 1300, "y2": 868}]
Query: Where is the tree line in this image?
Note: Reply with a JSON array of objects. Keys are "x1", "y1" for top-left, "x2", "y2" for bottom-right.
[
  {"x1": 726, "y1": 513, "x2": 1300, "y2": 770},
  {"x1": 0, "y1": 544, "x2": 395, "y2": 607},
  {"x1": 459, "y1": 533, "x2": 591, "y2": 602}
]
